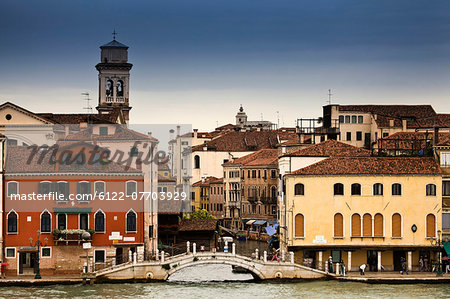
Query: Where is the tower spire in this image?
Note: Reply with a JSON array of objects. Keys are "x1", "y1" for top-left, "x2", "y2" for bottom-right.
[{"x1": 112, "y1": 29, "x2": 117, "y2": 40}]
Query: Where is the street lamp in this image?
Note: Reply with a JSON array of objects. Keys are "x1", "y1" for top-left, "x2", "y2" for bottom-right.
[
  {"x1": 430, "y1": 229, "x2": 443, "y2": 277},
  {"x1": 29, "y1": 230, "x2": 48, "y2": 279}
]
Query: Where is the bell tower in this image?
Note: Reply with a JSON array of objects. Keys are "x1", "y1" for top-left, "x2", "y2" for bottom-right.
[{"x1": 96, "y1": 33, "x2": 133, "y2": 123}]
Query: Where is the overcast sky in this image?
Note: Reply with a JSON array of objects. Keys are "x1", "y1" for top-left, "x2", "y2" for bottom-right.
[{"x1": 0, "y1": 0, "x2": 449, "y2": 131}]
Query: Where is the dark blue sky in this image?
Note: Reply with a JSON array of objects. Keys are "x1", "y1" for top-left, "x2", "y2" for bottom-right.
[{"x1": 1, "y1": 0, "x2": 449, "y2": 130}]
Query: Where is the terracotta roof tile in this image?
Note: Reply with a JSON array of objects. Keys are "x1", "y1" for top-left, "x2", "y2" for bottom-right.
[
  {"x1": 281, "y1": 139, "x2": 371, "y2": 157},
  {"x1": 178, "y1": 219, "x2": 218, "y2": 231},
  {"x1": 290, "y1": 156, "x2": 441, "y2": 176},
  {"x1": 224, "y1": 149, "x2": 278, "y2": 166},
  {"x1": 192, "y1": 131, "x2": 297, "y2": 152},
  {"x1": 192, "y1": 176, "x2": 219, "y2": 187}
]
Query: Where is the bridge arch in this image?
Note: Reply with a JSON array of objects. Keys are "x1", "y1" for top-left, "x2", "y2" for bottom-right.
[{"x1": 165, "y1": 256, "x2": 265, "y2": 280}]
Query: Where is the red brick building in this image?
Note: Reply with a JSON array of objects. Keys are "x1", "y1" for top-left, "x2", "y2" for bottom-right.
[{"x1": 4, "y1": 144, "x2": 145, "y2": 275}]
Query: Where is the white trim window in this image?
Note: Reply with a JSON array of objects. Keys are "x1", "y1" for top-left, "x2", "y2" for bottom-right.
[
  {"x1": 441, "y1": 152, "x2": 450, "y2": 167},
  {"x1": 7, "y1": 181, "x2": 18, "y2": 197},
  {"x1": 41, "y1": 247, "x2": 51, "y2": 258},
  {"x1": 94, "y1": 210, "x2": 106, "y2": 233},
  {"x1": 126, "y1": 181, "x2": 137, "y2": 197},
  {"x1": 40, "y1": 210, "x2": 52, "y2": 233},
  {"x1": 94, "y1": 250, "x2": 106, "y2": 263},
  {"x1": 7, "y1": 210, "x2": 18, "y2": 233},
  {"x1": 126, "y1": 209, "x2": 137, "y2": 232},
  {"x1": 94, "y1": 181, "x2": 106, "y2": 196},
  {"x1": 5, "y1": 247, "x2": 16, "y2": 258}
]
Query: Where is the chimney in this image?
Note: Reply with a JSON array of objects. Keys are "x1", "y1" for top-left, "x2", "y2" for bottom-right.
[
  {"x1": 193, "y1": 129, "x2": 198, "y2": 139},
  {"x1": 389, "y1": 119, "x2": 394, "y2": 127},
  {"x1": 434, "y1": 127, "x2": 439, "y2": 147},
  {"x1": 169, "y1": 129, "x2": 174, "y2": 141},
  {"x1": 65, "y1": 125, "x2": 70, "y2": 137},
  {"x1": 402, "y1": 119, "x2": 407, "y2": 131},
  {"x1": 148, "y1": 132, "x2": 152, "y2": 139},
  {"x1": 80, "y1": 122, "x2": 88, "y2": 128},
  {"x1": 256, "y1": 127, "x2": 261, "y2": 132},
  {"x1": 176, "y1": 125, "x2": 181, "y2": 137},
  {"x1": 299, "y1": 134, "x2": 304, "y2": 144}
]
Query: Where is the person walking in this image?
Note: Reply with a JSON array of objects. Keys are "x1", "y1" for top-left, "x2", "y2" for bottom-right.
[
  {"x1": 401, "y1": 257, "x2": 409, "y2": 275},
  {"x1": 359, "y1": 263, "x2": 367, "y2": 275},
  {"x1": 0, "y1": 261, "x2": 8, "y2": 279},
  {"x1": 419, "y1": 256, "x2": 424, "y2": 272}
]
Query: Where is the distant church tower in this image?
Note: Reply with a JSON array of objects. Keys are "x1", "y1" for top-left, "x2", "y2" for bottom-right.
[
  {"x1": 236, "y1": 105, "x2": 247, "y2": 127},
  {"x1": 96, "y1": 35, "x2": 133, "y2": 123}
]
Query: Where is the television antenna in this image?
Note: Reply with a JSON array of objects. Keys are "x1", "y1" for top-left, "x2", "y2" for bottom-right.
[{"x1": 81, "y1": 92, "x2": 93, "y2": 114}]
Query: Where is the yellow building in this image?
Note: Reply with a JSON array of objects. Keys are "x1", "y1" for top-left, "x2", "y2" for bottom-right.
[
  {"x1": 284, "y1": 156, "x2": 442, "y2": 272},
  {"x1": 192, "y1": 177, "x2": 217, "y2": 212}
]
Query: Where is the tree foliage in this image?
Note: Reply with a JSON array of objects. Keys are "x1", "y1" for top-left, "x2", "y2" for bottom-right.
[{"x1": 183, "y1": 209, "x2": 216, "y2": 220}]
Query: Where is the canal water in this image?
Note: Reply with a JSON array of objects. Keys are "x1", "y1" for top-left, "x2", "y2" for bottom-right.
[{"x1": 2, "y1": 241, "x2": 450, "y2": 298}]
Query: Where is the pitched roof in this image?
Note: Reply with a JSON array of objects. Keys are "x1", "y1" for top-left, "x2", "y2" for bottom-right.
[
  {"x1": 178, "y1": 219, "x2": 218, "y2": 231},
  {"x1": 101, "y1": 39, "x2": 129, "y2": 48},
  {"x1": 224, "y1": 148, "x2": 278, "y2": 166},
  {"x1": 192, "y1": 176, "x2": 219, "y2": 187},
  {"x1": 36, "y1": 111, "x2": 120, "y2": 124},
  {"x1": 158, "y1": 174, "x2": 176, "y2": 183},
  {"x1": 5, "y1": 145, "x2": 143, "y2": 174},
  {"x1": 281, "y1": 139, "x2": 371, "y2": 157},
  {"x1": 63, "y1": 125, "x2": 157, "y2": 142},
  {"x1": 290, "y1": 156, "x2": 441, "y2": 176},
  {"x1": 338, "y1": 105, "x2": 439, "y2": 128},
  {"x1": 437, "y1": 133, "x2": 450, "y2": 146},
  {"x1": 191, "y1": 131, "x2": 297, "y2": 152},
  {"x1": 376, "y1": 131, "x2": 439, "y2": 150}
]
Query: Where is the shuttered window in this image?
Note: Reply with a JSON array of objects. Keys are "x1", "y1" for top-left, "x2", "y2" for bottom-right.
[
  {"x1": 334, "y1": 213, "x2": 344, "y2": 238},
  {"x1": 374, "y1": 213, "x2": 383, "y2": 237},
  {"x1": 363, "y1": 214, "x2": 372, "y2": 237},
  {"x1": 426, "y1": 214, "x2": 436, "y2": 238},
  {"x1": 392, "y1": 213, "x2": 401, "y2": 238},
  {"x1": 351, "y1": 214, "x2": 361, "y2": 237},
  {"x1": 295, "y1": 214, "x2": 304, "y2": 238}
]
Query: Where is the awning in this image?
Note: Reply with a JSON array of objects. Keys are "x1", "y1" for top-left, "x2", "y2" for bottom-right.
[
  {"x1": 242, "y1": 219, "x2": 251, "y2": 224},
  {"x1": 267, "y1": 219, "x2": 278, "y2": 225},
  {"x1": 54, "y1": 207, "x2": 92, "y2": 214},
  {"x1": 245, "y1": 220, "x2": 256, "y2": 225},
  {"x1": 253, "y1": 220, "x2": 267, "y2": 226},
  {"x1": 444, "y1": 242, "x2": 450, "y2": 256}
]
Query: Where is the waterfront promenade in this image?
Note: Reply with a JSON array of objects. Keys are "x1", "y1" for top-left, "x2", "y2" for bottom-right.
[{"x1": 1, "y1": 272, "x2": 450, "y2": 286}]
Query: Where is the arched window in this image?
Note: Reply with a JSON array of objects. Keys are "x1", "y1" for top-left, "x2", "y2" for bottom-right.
[
  {"x1": 106, "y1": 80, "x2": 113, "y2": 96},
  {"x1": 351, "y1": 213, "x2": 361, "y2": 237},
  {"x1": 334, "y1": 183, "x2": 344, "y2": 196},
  {"x1": 7, "y1": 210, "x2": 18, "y2": 233},
  {"x1": 38, "y1": 181, "x2": 53, "y2": 195},
  {"x1": 392, "y1": 183, "x2": 402, "y2": 196},
  {"x1": 127, "y1": 210, "x2": 137, "y2": 232},
  {"x1": 77, "y1": 181, "x2": 91, "y2": 197},
  {"x1": 351, "y1": 183, "x2": 361, "y2": 196},
  {"x1": 116, "y1": 80, "x2": 124, "y2": 97},
  {"x1": 392, "y1": 213, "x2": 402, "y2": 238},
  {"x1": 334, "y1": 213, "x2": 344, "y2": 238},
  {"x1": 373, "y1": 183, "x2": 383, "y2": 196},
  {"x1": 363, "y1": 213, "x2": 372, "y2": 237},
  {"x1": 57, "y1": 181, "x2": 69, "y2": 200},
  {"x1": 126, "y1": 181, "x2": 137, "y2": 196},
  {"x1": 95, "y1": 210, "x2": 105, "y2": 232},
  {"x1": 294, "y1": 214, "x2": 304, "y2": 238},
  {"x1": 94, "y1": 181, "x2": 105, "y2": 195},
  {"x1": 41, "y1": 211, "x2": 51, "y2": 233},
  {"x1": 426, "y1": 184, "x2": 436, "y2": 196},
  {"x1": 426, "y1": 214, "x2": 436, "y2": 238},
  {"x1": 194, "y1": 155, "x2": 200, "y2": 169},
  {"x1": 7, "y1": 181, "x2": 18, "y2": 196},
  {"x1": 57, "y1": 214, "x2": 67, "y2": 230},
  {"x1": 374, "y1": 213, "x2": 383, "y2": 237},
  {"x1": 271, "y1": 186, "x2": 277, "y2": 199},
  {"x1": 294, "y1": 183, "x2": 304, "y2": 196}
]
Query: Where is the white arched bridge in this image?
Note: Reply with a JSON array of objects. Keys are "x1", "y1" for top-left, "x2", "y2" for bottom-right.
[{"x1": 91, "y1": 247, "x2": 328, "y2": 282}]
